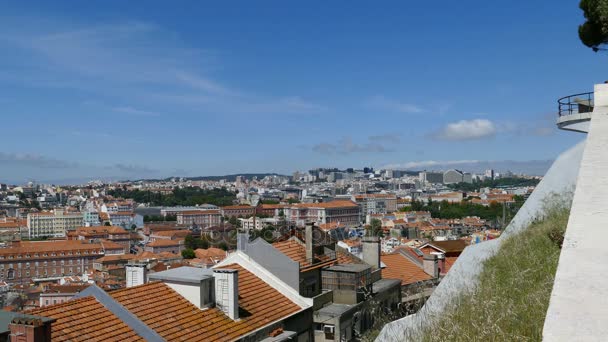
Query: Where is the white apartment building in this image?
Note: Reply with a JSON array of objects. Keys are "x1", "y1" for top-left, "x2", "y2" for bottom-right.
[
  {"x1": 238, "y1": 217, "x2": 278, "y2": 230},
  {"x1": 27, "y1": 209, "x2": 85, "y2": 238}
]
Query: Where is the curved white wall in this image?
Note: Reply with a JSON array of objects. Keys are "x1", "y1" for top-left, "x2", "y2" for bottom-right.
[
  {"x1": 544, "y1": 83, "x2": 608, "y2": 341},
  {"x1": 377, "y1": 140, "x2": 586, "y2": 342}
]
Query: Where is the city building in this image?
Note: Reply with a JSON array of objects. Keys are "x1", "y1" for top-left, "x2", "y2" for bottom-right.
[
  {"x1": 175, "y1": 209, "x2": 221, "y2": 228},
  {"x1": 443, "y1": 169, "x2": 473, "y2": 184},
  {"x1": 67, "y1": 226, "x2": 131, "y2": 254},
  {"x1": 144, "y1": 239, "x2": 185, "y2": 254},
  {"x1": 352, "y1": 193, "x2": 397, "y2": 221},
  {"x1": 419, "y1": 171, "x2": 444, "y2": 185},
  {"x1": 27, "y1": 209, "x2": 85, "y2": 239},
  {"x1": 39, "y1": 284, "x2": 90, "y2": 307},
  {"x1": 0, "y1": 240, "x2": 124, "y2": 284},
  {"x1": 220, "y1": 205, "x2": 256, "y2": 218},
  {"x1": 0, "y1": 218, "x2": 27, "y2": 241},
  {"x1": 284, "y1": 200, "x2": 360, "y2": 227}
]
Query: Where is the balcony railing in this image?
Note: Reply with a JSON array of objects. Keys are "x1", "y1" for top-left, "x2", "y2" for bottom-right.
[{"x1": 558, "y1": 92, "x2": 594, "y2": 117}]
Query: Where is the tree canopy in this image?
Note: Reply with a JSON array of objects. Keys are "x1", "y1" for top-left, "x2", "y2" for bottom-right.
[
  {"x1": 107, "y1": 187, "x2": 235, "y2": 207},
  {"x1": 579, "y1": 0, "x2": 608, "y2": 51}
]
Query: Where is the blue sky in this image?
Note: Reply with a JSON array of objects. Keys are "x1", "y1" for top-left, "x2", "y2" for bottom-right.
[{"x1": 0, "y1": 1, "x2": 602, "y2": 183}]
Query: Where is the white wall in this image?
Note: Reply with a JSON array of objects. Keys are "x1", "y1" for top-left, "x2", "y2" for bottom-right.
[{"x1": 377, "y1": 139, "x2": 586, "y2": 342}]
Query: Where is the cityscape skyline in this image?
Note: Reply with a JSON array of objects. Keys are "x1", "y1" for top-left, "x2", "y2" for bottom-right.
[{"x1": 1, "y1": 1, "x2": 596, "y2": 182}]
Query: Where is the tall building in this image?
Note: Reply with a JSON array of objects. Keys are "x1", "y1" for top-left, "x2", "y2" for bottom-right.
[
  {"x1": 419, "y1": 171, "x2": 444, "y2": 185},
  {"x1": 352, "y1": 194, "x2": 398, "y2": 221},
  {"x1": 443, "y1": 169, "x2": 473, "y2": 184},
  {"x1": 27, "y1": 209, "x2": 85, "y2": 239},
  {"x1": 485, "y1": 169, "x2": 495, "y2": 180}
]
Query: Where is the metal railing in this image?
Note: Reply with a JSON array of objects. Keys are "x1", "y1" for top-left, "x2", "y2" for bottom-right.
[{"x1": 558, "y1": 92, "x2": 594, "y2": 117}]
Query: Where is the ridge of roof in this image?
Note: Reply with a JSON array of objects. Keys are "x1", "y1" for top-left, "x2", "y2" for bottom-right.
[{"x1": 74, "y1": 284, "x2": 164, "y2": 342}]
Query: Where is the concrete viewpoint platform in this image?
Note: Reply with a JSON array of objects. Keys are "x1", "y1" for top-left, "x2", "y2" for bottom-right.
[{"x1": 543, "y1": 84, "x2": 608, "y2": 341}]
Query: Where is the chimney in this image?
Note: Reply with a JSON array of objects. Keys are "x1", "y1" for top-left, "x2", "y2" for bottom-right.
[
  {"x1": 214, "y1": 269, "x2": 239, "y2": 320},
  {"x1": 437, "y1": 253, "x2": 446, "y2": 275},
  {"x1": 423, "y1": 254, "x2": 439, "y2": 278},
  {"x1": 9, "y1": 317, "x2": 53, "y2": 342},
  {"x1": 126, "y1": 263, "x2": 147, "y2": 288},
  {"x1": 237, "y1": 231, "x2": 249, "y2": 252},
  {"x1": 362, "y1": 236, "x2": 380, "y2": 269},
  {"x1": 305, "y1": 223, "x2": 313, "y2": 263}
]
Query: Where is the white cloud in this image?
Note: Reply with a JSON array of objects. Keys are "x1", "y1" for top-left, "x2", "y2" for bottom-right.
[
  {"x1": 367, "y1": 95, "x2": 423, "y2": 114},
  {"x1": 0, "y1": 20, "x2": 325, "y2": 116},
  {"x1": 113, "y1": 106, "x2": 160, "y2": 117},
  {"x1": 435, "y1": 119, "x2": 497, "y2": 141}
]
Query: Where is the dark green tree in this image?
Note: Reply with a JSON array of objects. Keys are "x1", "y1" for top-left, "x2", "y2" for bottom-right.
[
  {"x1": 218, "y1": 241, "x2": 228, "y2": 251},
  {"x1": 181, "y1": 248, "x2": 195, "y2": 259},
  {"x1": 367, "y1": 218, "x2": 383, "y2": 237},
  {"x1": 579, "y1": 0, "x2": 608, "y2": 51}
]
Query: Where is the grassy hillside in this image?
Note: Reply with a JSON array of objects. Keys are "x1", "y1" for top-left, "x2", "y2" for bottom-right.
[{"x1": 418, "y1": 205, "x2": 570, "y2": 341}]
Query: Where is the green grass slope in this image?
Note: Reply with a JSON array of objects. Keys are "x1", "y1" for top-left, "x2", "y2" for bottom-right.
[{"x1": 420, "y1": 206, "x2": 570, "y2": 342}]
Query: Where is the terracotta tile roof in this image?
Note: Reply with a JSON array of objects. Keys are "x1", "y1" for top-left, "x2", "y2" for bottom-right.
[
  {"x1": 443, "y1": 256, "x2": 459, "y2": 273},
  {"x1": 74, "y1": 225, "x2": 128, "y2": 235},
  {"x1": 147, "y1": 239, "x2": 184, "y2": 247},
  {"x1": 272, "y1": 239, "x2": 337, "y2": 271},
  {"x1": 95, "y1": 254, "x2": 136, "y2": 263},
  {"x1": 151, "y1": 230, "x2": 191, "y2": 238},
  {"x1": 0, "y1": 220, "x2": 26, "y2": 228},
  {"x1": 27, "y1": 296, "x2": 144, "y2": 341},
  {"x1": 318, "y1": 222, "x2": 344, "y2": 231},
  {"x1": 108, "y1": 264, "x2": 301, "y2": 341},
  {"x1": 193, "y1": 248, "x2": 227, "y2": 265},
  {"x1": 221, "y1": 205, "x2": 254, "y2": 210},
  {"x1": 336, "y1": 249, "x2": 362, "y2": 264},
  {"x1": 381, "y1": 253, "x2": 433, "y2": 286},
  {"x1": 272, "y1": 240, "x2": 308, "y2": 264},
  {"x1": 0, "y1": 240, "x2": 103, "y2": 255},
  {"x1": 100, "y1": 240, "x2": 127, "y2": 250}
]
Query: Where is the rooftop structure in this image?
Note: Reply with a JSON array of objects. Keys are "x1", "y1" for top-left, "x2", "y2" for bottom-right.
[{"x1": 557, "y1": 91, "x2": 594, "y2": 133}]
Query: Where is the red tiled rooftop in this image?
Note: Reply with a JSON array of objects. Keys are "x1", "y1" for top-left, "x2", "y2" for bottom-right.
[
  {"x1": 108, "y1": 263, "x2": 302, "y2": 341},
  {"x1": 381, "y1": 253, "x2": 433, "y2": 286},
  {"x1": 27, "y1": 296, "x2": 144, "y2": 342}
]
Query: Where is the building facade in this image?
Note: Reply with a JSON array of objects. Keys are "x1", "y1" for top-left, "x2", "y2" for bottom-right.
[
  {"x1": 27, "y1": 210, "x2": 85, "y2": 238},
  {"x1": 285, "y1": 200, "x2": 360, "y2": 227},
  {"x1": 0, "y1": 240, "x2": 124, "y2": 284},
  {"x1": 176, "y1": 210, "x2": 221, "y2": 228}
]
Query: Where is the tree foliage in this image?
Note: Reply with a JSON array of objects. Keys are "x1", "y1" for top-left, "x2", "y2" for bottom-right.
[
  {"x1": 107, "y1": 187, "x2": 235, "y2": 206},
  {"x1": 184, "y1": 235, "x2": 210, "y2": 250},
  {"x1": 447, "y1": 177, "x2": 539, "y2": 192},
  {"x1": 181, "y1": 248, "x2": 195, "y2": 259},
  {"x1": 579, "y1": 0, "x2": 608, "y2": 51},
  {"x1": 403, "y1": 196, "x2": 526, "y2": 225},
  {"x1": 366, "y1": 218, "x2": 383, "y2": 237}
]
